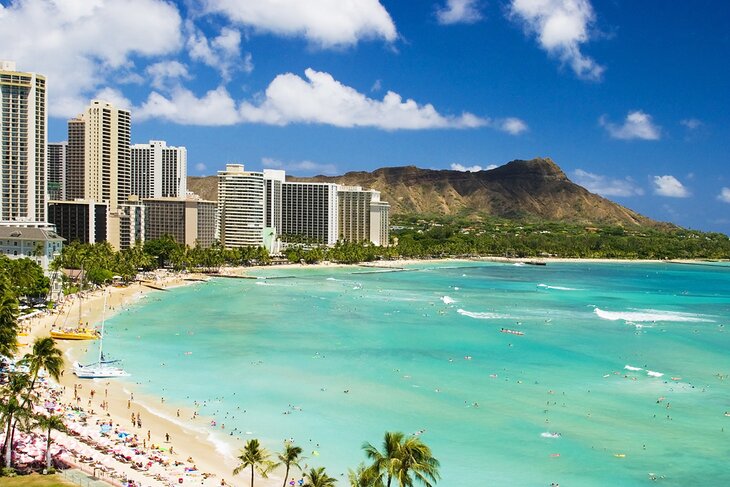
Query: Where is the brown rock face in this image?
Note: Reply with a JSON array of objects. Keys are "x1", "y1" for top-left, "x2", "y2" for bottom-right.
[{"x1": 187, "y1": 158, "x2": 665, "y2": 227}]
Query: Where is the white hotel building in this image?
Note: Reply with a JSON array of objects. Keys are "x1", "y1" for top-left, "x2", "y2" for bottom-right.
[
  {"x1": 130, "y1": 140, "x2": 187, "y2": 199},
  {"x1": 218, "y1": 164, "x2": 265, "y2": 248},
  {"x1": 0, "y1": 61, "x2": 47, "y2": 223}
]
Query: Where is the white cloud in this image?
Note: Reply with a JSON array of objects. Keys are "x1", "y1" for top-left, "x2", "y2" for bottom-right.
[
  {"x1": 93, "y1": 88, "x2": 132, "y2": 111},
  {"x1": 718, "y1": 187, "x2": 730, "y2": 204},
  {"x1": 194, "y1": 163, "x2": 208, "y2": 172},
  {"x1": 135, "y1": 68, "x2": 523, "y2": 132},
  {"x1": 600, "y1": 111, "x2": 661, "y2": 140},
  {"x1": 262, "y1": 157, "x2": 338, "y2": 176},
  {"x1": 508, "y1": 0, "x2": 604, "y2": 80},
  {"x1": 146, "y1": 61, "x2": 191, "y2": 90},
  {"x1": 136, "y1": 86, "x2": 240, "y2": 125},
  {"x1": 237, "y1": 68, "x2": 488, "y2": 130},
  {"x1": 371, "y1": 79, "x2": 382, "y2": 92},
  {"x1": 573, "y1": 169, "x2": 644, "y2": 197},
  {"x1": 680, "y1": 118, "x2": 702, "y2": 130},
  {"x1": 450, "y1": 163, "x2": 498, "y2": 172},
  {"x1": 436, "y1": 0, "x2": 483, "y2": 25},
  {"x1": 186, "y1": 23, "x2": 249, "y2": 80},
  {"x1": 202, "y1": 0, "x2": 397, "y2": 48},
  {"x1": 0, "y1": 0, "x2": 182, "y2": 117},
  {"x1": 499, "y1": 117, "x2": 529, "y2": 135},
  {"x1": 652, "y1": 175, "x2": 690, "y2": 198}
]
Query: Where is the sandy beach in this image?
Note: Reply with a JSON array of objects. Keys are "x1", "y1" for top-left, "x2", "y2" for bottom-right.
[{"x1": 21, "y1": 272, "x2": 286, "y2": 487}]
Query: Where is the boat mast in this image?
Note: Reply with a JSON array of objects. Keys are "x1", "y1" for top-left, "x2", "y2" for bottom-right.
[{"x1": 98, "y1": 292, "x2": 107, "y2": 365}]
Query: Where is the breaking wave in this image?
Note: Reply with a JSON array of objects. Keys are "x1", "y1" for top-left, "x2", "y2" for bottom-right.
[
  {"x1": 594, "y1": 308, "x2": 714, "y2": 323},
  {"x1": 538, "y1": 283, "x2": 580, "y2": 291},
  {"x1": 441, "y1": 296, "x2": 456, "y2": 305},
  {"x1": 457, "y1": 309, "x2": 511, "y2": 320}
]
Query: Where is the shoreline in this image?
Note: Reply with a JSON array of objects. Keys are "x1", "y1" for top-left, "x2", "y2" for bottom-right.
[
  {"x1": 24, "y1": 272, "x2": 285, "y2": 487},
  {"x1": 19, "y1": 257, "x2": 728, "y2": 485}
]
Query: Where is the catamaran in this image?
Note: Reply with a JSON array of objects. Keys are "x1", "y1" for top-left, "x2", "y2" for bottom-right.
[{"x1": 73, "y1": 293, "x2": 129, "y2": 379}]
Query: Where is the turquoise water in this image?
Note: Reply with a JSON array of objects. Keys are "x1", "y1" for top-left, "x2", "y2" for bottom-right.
[{"x1": 97, "y1": 262, "x2": 730, "y2": 486}]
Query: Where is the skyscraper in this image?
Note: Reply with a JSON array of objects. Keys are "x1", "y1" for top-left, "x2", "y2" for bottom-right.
[
  {"x1": 47, "y1": 142, "x2": 67, "y2": 200},
  {"x1": 218, "y1": 164, "x2": 265, "y2": 248},
  {"x1": 281, "y1": 181, "x2": 339, "y2": 245},
  {"x1": 0, "y1": 61, "x2": 47, "y2": 222},
  {"x1": 66, "y1": 100, "x2": 131, "y2": 210},
  {"x1": 130, "y1": 140, "x2": 187, "y2": 199}
]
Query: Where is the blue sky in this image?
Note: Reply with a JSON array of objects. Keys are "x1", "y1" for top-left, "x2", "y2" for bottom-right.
[{"x1": 2, "y1": 0, "x2": 729, "y2": 233}]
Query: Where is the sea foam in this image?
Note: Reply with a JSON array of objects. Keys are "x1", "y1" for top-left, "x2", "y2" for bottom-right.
[
  {"x1": 538, "y1": 283, "x2": 580, "y2": 291},
  {"x1": 441, "y1": 296, "x2": 456, "y2": 305},
  {"x1": 594, "y1": 308, "x2": 714, "y2": 323},
  {"x1": 457, "y1": 309, "x2": 510, "y2": 319}
]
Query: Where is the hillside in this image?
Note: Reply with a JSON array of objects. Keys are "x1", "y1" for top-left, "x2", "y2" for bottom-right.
[{"x1": 187, "y1": 158, "x2": 665, "y2": 228}]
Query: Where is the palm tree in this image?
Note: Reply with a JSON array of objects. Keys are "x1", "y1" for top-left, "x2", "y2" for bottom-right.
[
  {"x1": 35, "y1": 414, "x2": 66, "y2": 469},
  {"x1": 303, "y1": 466, "x2": 337, "y2": 487},
  {"x1": 5, "y1": 337, "x2": 64, "y2": 467},
  {"x1": 0, "y1": 276, "x2": 19, "y2": 359},
  {"x1": 1, "y1": 372, "x2": 31, "y2": 467},
  {"x1": 20, "y1": 336, "x2": 64, "y2": 396},
  {"x1": 348, "y1": 463, "x2": 384, "y2": 487},
  {"x1": 276, "y1": 442, "x2": 304, "y2": 487},
  {"x1": 233, "y1": 438, "x2": 274, "y2": 487},
  {"x1": 391, "y1": 436, "x2": 440, "y2": 487},
  {"x1": 362, "y1": 431, "x2": 403, "y2": 487},
  {"x1": 362, "y1": 432, "x2": 440, "y2": 487}
]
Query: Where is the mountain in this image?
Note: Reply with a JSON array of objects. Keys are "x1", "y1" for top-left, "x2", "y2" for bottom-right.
[{"x1": 187, "y1": 158, "x2": 665, "y2": 227}]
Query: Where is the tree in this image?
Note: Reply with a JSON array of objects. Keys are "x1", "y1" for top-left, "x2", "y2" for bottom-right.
[
  {"x1": 34, "y1": 414, "x2": 66, "y2": 469},
  {"x1": 0, "y1": 276, "x2": 19, "y2": 359},
  {"x1": 0, "y1": 372, "x2": 31, "y2": 467},
  {"x1": 363, "y1": 431, "x2": 402, "y2": 487},
  {"x1": 4, "y1": 337, "x2": 65, "y2": 468},
  {"x1": 303, "y1": 466, "x2": 337, "y2": 487},
  {"x1": 348, "y1": 463, "x2": 384, "y2": 487},
  {"x1": 391, "y1": 436, "x2": 440, "y2": 487},
  {"x1": 276, "y1": 442, "x2": 304, "y2": 487},
  {"x1": 233, "y1": 438, "x2": 273, "y2": 487},
  {"x1": 362, "y1": 432, "x2": 440, "y2": 487}
]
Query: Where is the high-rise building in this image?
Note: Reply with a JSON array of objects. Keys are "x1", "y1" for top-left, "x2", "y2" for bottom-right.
[
  {"x1": 0, "y1": 61, "x2": 47, "y2": 222},
  {"x1": 281, "y1": 181, "x2": 339, "y2": 245},
  {"x1": 130, "y1": 140, "x2": 187, "y2": 199},
  {"x1": 66, "y1": 100, "x2": 131, "y2": 210},
  {"x1": 369, "y1": 199, "x2": 390, "y2": 246},
  {"x1": 47, "y1": 142, "x2": 67, "y2": 200},
  {"x1": 144, "y1": 196, "x2": 217, "y2": 249},
  {"x1": 263, "y1": 169, "x2": 284, "y2": 233},
  {"x1": 337, "y1": 186, "x2": 390, "y2": 246},
  {"x1": 218, "y1": 164, "x2": 265, "y2": 248},
  {"x1": 111, "y1": 197, "x2": 145, "y2": 250},
  {"x1": 48, "y1": 200, "x2": 109, "y2": 244}
]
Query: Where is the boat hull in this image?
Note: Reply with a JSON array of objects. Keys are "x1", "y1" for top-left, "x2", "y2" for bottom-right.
[{"x1": 72, "y1": 361, "x2": 130, "y2": 379}]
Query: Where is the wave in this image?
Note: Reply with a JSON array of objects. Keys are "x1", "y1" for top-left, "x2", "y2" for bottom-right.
[
  {"x1": 646, "y1": 370, "x2": 664, "y2": 378},
  {"x1": 255, "y1": 281, "x2": 272, "y2": 286},
  {"x1": 457, "y1": 309, "x2": 511, "y2": 320},
  {"x1": 538, "y1": 283, "x2": 580, "y2": 291},
  {"x1": 624, "y1": 365, "x2": 642, "y2": 371},
  {"x1": 325, "y1": 277, "x2": 338, "y2": 281},
  {"x1": 594, "y1": 308, "x2": 714, "y2": 323},
  {"x1": 513, "y1": 262, "x2": 525, "y2": 267},
  {"x1": 441, "y1": 296, "x2": 456, "y2": 305},
  {"x1": 541, "y1": 432, "x2": 561, "y2": 438}
]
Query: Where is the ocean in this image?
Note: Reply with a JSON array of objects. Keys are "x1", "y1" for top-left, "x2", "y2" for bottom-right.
[{"x1": 95, "y1": 261, "x2": 730, "y2": 486}]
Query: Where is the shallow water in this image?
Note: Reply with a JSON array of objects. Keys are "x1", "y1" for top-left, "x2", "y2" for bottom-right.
[{"x1": 96, "y1": 262, "x2": 730, "y2": 486}]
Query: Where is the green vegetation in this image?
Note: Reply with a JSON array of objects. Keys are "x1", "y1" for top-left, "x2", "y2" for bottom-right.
[
  {"x1": 391, "y1": 215, "x2": 730, "y2": 260},
  {"x1": 0, "y1": 474, "x2": 75, "y2": 486},
  {"x1": 236, "y1": 433, "x2": 440, "y2": 487}
]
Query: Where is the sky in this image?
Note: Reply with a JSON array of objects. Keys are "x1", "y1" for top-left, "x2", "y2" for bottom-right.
[{"x1": 1, "y1": 0, "x2": 729, "y2": 233}]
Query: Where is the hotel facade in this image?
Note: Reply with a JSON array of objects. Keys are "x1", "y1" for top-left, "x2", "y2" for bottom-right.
[{"x1": 0, "y1": 61, "x2": 47, "y2": 223}]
